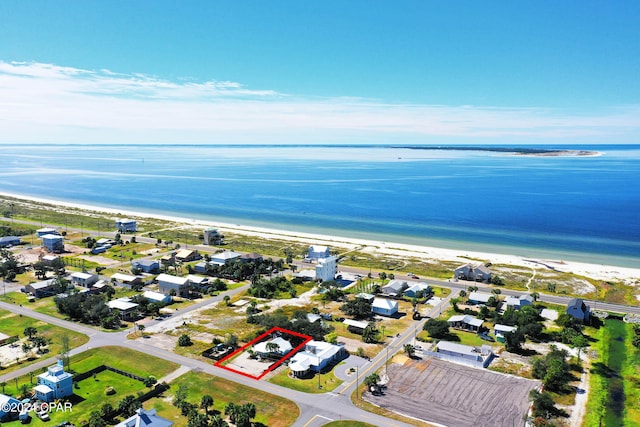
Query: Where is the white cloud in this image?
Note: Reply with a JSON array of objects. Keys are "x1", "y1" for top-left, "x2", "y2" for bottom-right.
[{"x1": 0, "y1": 60, "x2": 638, "y2": 144}]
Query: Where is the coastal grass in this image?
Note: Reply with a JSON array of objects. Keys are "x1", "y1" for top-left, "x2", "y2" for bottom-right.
[
  {"x1": 268, "y1": 364, "x2": 343, "y2": 393},
  {"x1": 147, "y1": 370, "x2": 300, "y2": 427},
  {"x1": 584, "y1": 319, "x2": 640, "y2": 427}
]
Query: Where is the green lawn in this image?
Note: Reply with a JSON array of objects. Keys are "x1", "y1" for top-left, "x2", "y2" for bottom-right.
[
  {"x1": 69, "y1": 346, "x2": 179, "y2": 378},
  {"x1": 268, "y1": 364, "x2": 343, "y2": 393},
  {"x1": 146, "y1": 370, "x2": 300, "y2": 427},
  {"x1": 584, "y1": 319, "x2": 640, "y2": 427},
  {"x1": 0, "y1": 309, "x2": 88, "y2": 374}
]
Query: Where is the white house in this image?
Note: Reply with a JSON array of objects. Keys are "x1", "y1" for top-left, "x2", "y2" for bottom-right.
[
  {"x1": 254, "y1": 337, "x2": 293, "y2": 357},
  {"x1": 504, "y1": 294, "x2": 534, "y2": 310},
  {"x1": 467, "y1": 291, "x2": 493, "y2": 305},
  {"x1": 435, "y1": 341, "x2": 494, "y2": 368},
  {"x1": 35, "y1": 360, "x2": 73, "y2": 402},
  {"x1": 107, "y1": 298, "x2": 139, "y2": 320},
  {"x1": 186, "y1": 274, "x2": 209, "y2": 289},
  {"x1": 315, "y1": 255, "x2": 337, "y2": 282},
  {"x1": 69, "y1": 272, "x2": 99, "y2": 287},
  {"x1": 307, "y1": 245, "x2": 330, "y2": 260},
  {"x1": 448, "y1": 314, "x2": 483, "y2": 332},
  {"x1": 381, "y1": 280, "x2": 408, "y2": 296},
  {"x1": 115, "y1": 408, "x2": 173, "y2": 427},
  {"x1": 210, "y1": 251, "x2": 242, "y2": 266},
  {"x1": 115, "y1": 218, "x2": 137, "y2": 233},
  {"x1": 36, "y1": 227, "x2": 58, "y2": 237},
  {"x1": 289, "y1": 341, "x2": 347, "y2": 377},
  {"x1": 404, "y1": 282, "x2": 431, "y2": 298},
  {"x1": 494, "y1": 324, "x2": 517, "y2": 343},
  {"x1": 371, "y1": 297, "x2": 399, "y2": 317},
  {"x1": 143, "y1": 290, "x2": 172, "y2": 304},
  {"x1": 343, "y1": 319, "x2": 368, "y2": 334},
  {"x1": 156, "y1": 273, "x2": 191, "y2": 297}
]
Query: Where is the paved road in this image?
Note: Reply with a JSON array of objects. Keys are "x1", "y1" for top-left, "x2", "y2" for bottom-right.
[{"x1": 0, "y1": 294, "x2": 418, "y2": 427}]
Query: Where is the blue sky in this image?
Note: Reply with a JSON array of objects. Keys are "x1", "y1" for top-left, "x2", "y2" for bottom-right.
[{"x1": 1, "y1": 1, "x2": 639, "y2": 145}]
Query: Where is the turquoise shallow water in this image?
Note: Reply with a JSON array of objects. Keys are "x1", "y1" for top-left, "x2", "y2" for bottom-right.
[{"x1": 1, "y1": 144, "x2": 639, "y2": 267}]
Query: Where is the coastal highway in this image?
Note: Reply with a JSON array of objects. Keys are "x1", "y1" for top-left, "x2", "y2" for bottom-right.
[{"x1": 336, "y1": 265, "x2": 640, "y2": 316}]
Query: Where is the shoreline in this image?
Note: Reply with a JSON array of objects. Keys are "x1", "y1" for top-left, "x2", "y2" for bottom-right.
[{"x1": 2, "y1": 191, "x2": 639, "y2": 287}]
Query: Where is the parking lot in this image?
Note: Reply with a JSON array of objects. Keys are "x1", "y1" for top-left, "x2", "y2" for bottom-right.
[{"x1": 365, "y1": 357, "x2": 540, "y2": 427}]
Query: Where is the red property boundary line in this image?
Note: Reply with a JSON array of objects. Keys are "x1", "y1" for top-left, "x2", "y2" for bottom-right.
[{"x1": 215, "y1": 326, "x2": 312, "y2": 380}]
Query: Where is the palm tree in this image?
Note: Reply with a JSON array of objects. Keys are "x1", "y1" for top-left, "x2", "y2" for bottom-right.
[
  {"x1": 200, "y1": 394, "x2": 213, "y2": 415},
  {"x1": 138, "y1": 324, "x2": 145, "y2": 337},
  {"x1": 364, "y1": 373, "x2": 380, "y2": 391},
  {"x1": 403, "y1": 344, "x2": 415, "y2": 358}
]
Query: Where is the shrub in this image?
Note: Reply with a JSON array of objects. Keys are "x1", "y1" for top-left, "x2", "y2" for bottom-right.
[
  {"x1": 105, "y1": 386, "x2": 116, "y2": 395},
  {"x1": 178, "y1": 334, "x2": 193, "y2": 347}
]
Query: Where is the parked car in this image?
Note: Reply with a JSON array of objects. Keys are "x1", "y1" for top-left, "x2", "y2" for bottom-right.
[{"x1": 478, "y1": 332, "x2": 495, "y2": 342}]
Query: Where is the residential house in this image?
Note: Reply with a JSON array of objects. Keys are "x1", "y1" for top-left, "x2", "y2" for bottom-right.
[
  {"x1": 115, "y1": 218, "x2": 137, "y2": 233},
  {"x1": 203, "y1": 228, "x2": 223, "y2": 245},
  {"x1": 494, "y1": 324, "x2": 517, "y2": 343},
  {"x1": 294, "y1": 269, "x2": 317, "y2": 281},
  {"x1": 306, "y1": 313, "x2": 322, "y2": 323},
  {"x1": 0, "y1": 236, "x2": 20, "y2": 247},
  {"x1": 343, "y1": 319, "x2": 368, "y2": 335},
  {"x1": 41, "y1": 234, "x2": 64, "y2": 253},
  {"x1": 41, "y1": 254, "x2": 60, "y2": 265},
  {"x1": 454, "y1": 263, "x2": 493, "y2": 282},
  {"x1": 315, "y1": 255, "x2": 337, "y2": 282},
  {"x1": 34, "y1": 360, "x2": 73, "y2": 402},
  {"x1": 90, "y1": 281, "x2": 109, "y2": 294},
  {"x1": 107, "y1": 298, "x2": 139, "y2": 320},
  {"x1": 254, "y1": 336, "x2": 293, "y2": 357},
  {"x1": 504, "y1": 294, "x2": 534, "y2": 310},
  {"x1": 240, "y1": 252, "x2": 263, "y2": 263},
  {"x1": 193, "y1": 262, "x2": 208, "y2": 274},
  {"x1": 25, "y1": 280, "x2": 57, "y2": 298},
  {"x1": 115, "y1": 408, "x2": 173, "y2": 427},
  {"x1": 467, "y1": 291, "x2": 493, "y2": 305},
  {"x1": 355, "y1": 293, "x2": 375, "y2": 303},
  {"x1": 185, "y1": 274, "x2": 208, "y2": 289},
  {"x1": 175, "y1": 249, "x2": 201, "y2": 263},
  {"x1": 434, "y1": 341, "x2": 494, "y2": 368},
  {"x1": 69, "y1": 272, "x2": 99, "y2": 287},
  {"x1": 156, "y1": 273, "x2": 190, "y2": 297},
  {"x1": 143, "y1": 290, "x2": 172, "y2": 304},
  {"x1": 381, "y1": 280, "x2": 408, "y2": 296},
  {"x1": 372, "y1": 298, "x2": 399, "y2": 317},
  {"x1": 36, "y1": 227, "x2": 58, "y2": 237},
  {"x1": 404, "y1": 282, "x2": 432, "y2": 298},
  {"x1": 0, "y1": 394, "x2": 22, "y2": 421},
  {"x1": 111, "y1": 273, "x2": 142, "y2": 288},
  {"x1": 566, "y1": 298, "x2": 590, "y2": 322},
  {"x1": 132, "y1": 259, "x2": 160, "y2": 273},
  {"x1": 448, "y1": 314, "x2": 483, "y2": 332},
  {"x1": 307, "y1": 245, "x2": 330, "y2": 261},
  {"x1": 210, "y1": 251, "x2": 242, "y2": 266},
  {"x1": 289, "y1": 341, "x2": 347, "y2": 377}
]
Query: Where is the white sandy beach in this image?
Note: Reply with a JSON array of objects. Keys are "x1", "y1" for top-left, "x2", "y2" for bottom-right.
[{"x1": 3, "y1": 191, "x2": 640, "y2": 288}]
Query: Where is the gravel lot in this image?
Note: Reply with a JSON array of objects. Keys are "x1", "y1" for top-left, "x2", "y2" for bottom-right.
[{"x1": 365, "y1": 357, "x2": 540, "y2": 427}]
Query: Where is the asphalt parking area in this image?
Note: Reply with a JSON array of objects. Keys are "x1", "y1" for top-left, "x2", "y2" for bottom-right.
[{"x1": 365, "y1": 357, "x2": 540, "y2": 427}]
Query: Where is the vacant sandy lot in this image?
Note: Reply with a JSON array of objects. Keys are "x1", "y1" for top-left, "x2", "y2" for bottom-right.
[{"x1": 365, "y1": 357, "x2": 540, "y2": 427}]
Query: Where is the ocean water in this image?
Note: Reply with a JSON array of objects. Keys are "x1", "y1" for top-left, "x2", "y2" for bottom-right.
[{"x1": 1, "y1": 144, "x2": 639, "y2": 267}]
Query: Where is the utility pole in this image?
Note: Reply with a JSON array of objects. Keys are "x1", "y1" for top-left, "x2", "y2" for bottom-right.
[{"x1": 356, "y1": 366, "x2": 359, "y2": 400}]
